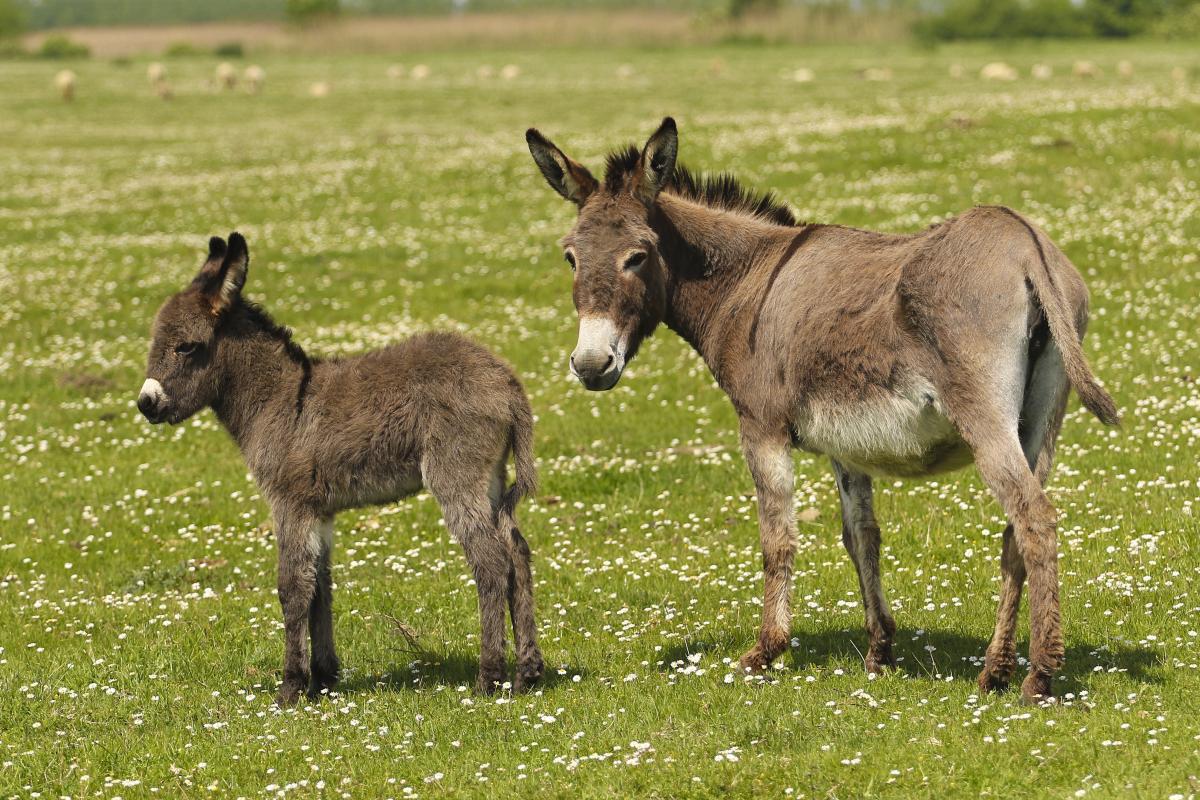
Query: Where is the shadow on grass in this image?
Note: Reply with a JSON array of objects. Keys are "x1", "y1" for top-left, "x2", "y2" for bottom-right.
[
  {"x1": 658, "y1": 626, "x2": 1162, "y2": 695},
  {"x1": 337, "y1": 650, "x2": 582, "y2": 695}
]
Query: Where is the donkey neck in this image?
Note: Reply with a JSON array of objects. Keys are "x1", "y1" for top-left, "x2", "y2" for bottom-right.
[
  {"x1": 654, "y1": 193, "x2": 797, "y2": 361},
  {"x1": 211, "y1": 307, "x2": 311, "y2": 449}
]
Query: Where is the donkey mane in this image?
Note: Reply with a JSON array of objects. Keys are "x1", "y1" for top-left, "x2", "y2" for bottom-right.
[{"x1": 603, "y1": 145, "x2": 799, "y2": 227}]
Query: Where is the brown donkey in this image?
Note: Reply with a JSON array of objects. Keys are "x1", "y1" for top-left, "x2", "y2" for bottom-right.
[
  {"x1": 527, "y1": 118, "x2": 1119, "y2": 703},
  {"x1": 138, "y1": 233, "x2": 543, "y2": 704}
]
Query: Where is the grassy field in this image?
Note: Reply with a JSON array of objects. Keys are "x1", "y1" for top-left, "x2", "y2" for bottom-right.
[{"x1": 1, "y1": 40, "x2": 1199, "y2": 799}]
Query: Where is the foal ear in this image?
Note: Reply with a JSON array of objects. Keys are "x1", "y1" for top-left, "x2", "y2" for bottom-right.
[
  {"x1": 196, "y1": 232, "x2": 249, "y2": 315},
  {"x1": 526, "y1": 128, "x2": 598, "y2": 206},
  {"x1": 634, "y1": 117, "x2": 678, "y2": 207}
]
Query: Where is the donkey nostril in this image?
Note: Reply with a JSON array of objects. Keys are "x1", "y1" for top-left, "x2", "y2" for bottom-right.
[{"x1": 602, "y1": 354, "x2": 614, "y2": 372}]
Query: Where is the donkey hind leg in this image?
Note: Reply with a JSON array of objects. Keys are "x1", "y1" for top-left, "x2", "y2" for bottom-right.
[
  {"x1": 274, "y1": 509, "x2": 323, "y2": 706},
  {"x1": 738, "y1": 430, "x2": 796, "y2": 673},
  {"x1": 492, "y1": 466, "x2": 543, "y2": 693},
  {"x1": 951, "y1": 396, "x2": 1065, "y2": 704},
  {"x1": 978, "y1": 340, "x2": 1070, "y2": 695},
  {"x1": 831, "y1": 461, "x2": 897, "y2": 674},
  {"x1": 431, "y1": 466, "x2": 510, "y2": 694},
  {"x1": 308, "y1": 517, "x2": 341, "y2": 698}
]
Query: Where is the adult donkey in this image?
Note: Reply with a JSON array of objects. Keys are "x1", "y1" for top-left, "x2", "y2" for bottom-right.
[
  {"x1": 139, "y1": 233, "x2": 543, "y2": 704},
  {"x1": 527, "y1": 118, "x2": 1119, "y2": 703}
]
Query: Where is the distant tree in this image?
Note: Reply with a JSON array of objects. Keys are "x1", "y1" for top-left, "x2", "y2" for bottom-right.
[
  {"x1": 286, "y1": 0, "x2": 340, "y2": 25},
  {"x1": 1084, "y1": 0, "x2": 1165, "y2": 35},
  {"x1": 0, "y1": 0, "x2": 25, "y2": 41}
]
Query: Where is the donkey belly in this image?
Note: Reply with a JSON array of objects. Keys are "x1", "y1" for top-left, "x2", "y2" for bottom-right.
[{"x1": 793, "y1": 380, "x2": 973, "y2": 478}]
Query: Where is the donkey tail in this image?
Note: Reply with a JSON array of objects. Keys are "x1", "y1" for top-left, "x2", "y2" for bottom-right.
[
  {"x1": 501, "y1": 389, "x2": 537, "y2": 517},
  {"x1": 1002, "y1": 207, "x2": 1121, "y2": 426}
]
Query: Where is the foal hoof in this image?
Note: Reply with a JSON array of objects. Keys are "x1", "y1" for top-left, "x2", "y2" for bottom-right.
[
  {"x1": 513, "y1": 654, "x2": 545, "y2": 694},
  {"x1": 475, "y1": 665, "x2": 508, "y2": 695}
]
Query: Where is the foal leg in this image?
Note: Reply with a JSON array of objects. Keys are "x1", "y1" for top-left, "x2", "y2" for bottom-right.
[
  {"x1": 978, "y1": 342, "x2": 1070, "y2": 694},
  {"x1": 274, "y1": 507, "x2": 322, "y2": 706},
  {"x1": 430, "y1": 462, "x2": 510, "y2": 693},
  {"x1": 831, "y1": 460, "x2": 896, "y2": 674},
  {"x1": 738, "y1": 427, "x2": 796, "y2": 673},
  {"x1": 308, "y1": 517, "x2": 341, "y2": 698},
  {"x1": 491, "y1": 466, "x2": 543, "y2": 693},
  {"x1": 953, "y1": 405, "x2": 1065, "y2": 704}
]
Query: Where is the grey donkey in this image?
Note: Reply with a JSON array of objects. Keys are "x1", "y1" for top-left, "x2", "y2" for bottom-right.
[
  {"x1": 138, "y1": 233, "x2": 543, "y2": 704},
  {"x1": 527, "y1": 118, "x2": 1120, "y2": 704}
]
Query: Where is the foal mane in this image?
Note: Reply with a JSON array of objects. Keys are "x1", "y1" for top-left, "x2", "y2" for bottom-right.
[
  {"x1": 603, "y1": 145, "x2": 799, "y2": 227},
  {"x1": 237, "y1": 300, "x2": 314, "y2": 367}
]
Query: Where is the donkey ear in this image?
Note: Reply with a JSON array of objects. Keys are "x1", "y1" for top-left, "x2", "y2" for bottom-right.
[
  {"x1": 526, "y1": 128, "x2": 598, "y2": 206},
  {"x1": 197, "y1": 232, "x2": 249, "y2": 315},
  {"x1": 634, "y1": 117, "x2": 678, "y2": 207}
]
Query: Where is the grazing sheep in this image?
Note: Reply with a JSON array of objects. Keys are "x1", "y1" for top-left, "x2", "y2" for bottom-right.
[
  {"x1": 1031, "y1": 63, "x2": 1053, "y2": 80},
  {"x1": 244, "y1": 65, "x2": 265, "y2": 94},
  {"x1": 860, "y1": 67, "x2": 893, "y2": 82},
  {"x1": 154, "y1": 79, "x2": 173, "y2": 101},
  {"x1": 410, "y1": 64, "x2": 430, "y2": 80},
  {"x1": 500, "y1": 64, "x2": 521, "y2": 80},
  {"x1": 147, "y1": 62, "x2": 167, "y2": 84},
  {"x1": 386, "y1": 64, "x2": 405, "y2": 79},
  {"x1": 309, "y1": 81, "x2": 331, "y2": 98},
  {"x1": 216, "y1": 62, "x2": 238, "y2": 90},
  {"x1": 949, "y1": 63, "x2": 965, "y2": 79},
  {"x1": 1117, "y1": 60, "x2": 1134, "y2": 78},
  {"x1": 615, "y1": 64, "x2": 635, "y2": 80},
  {"x1": 476, "y1": 64, "x2": 494, "y2": 79},
  {"x1": 791, "y1": 67, "x2": 814, "y2": 83},
  {"x1": 54, "y1": 69, "x2": 76, "y2": 102},
  {"x1": 1072, "y1": 60, "x2": 1100, "y2": 79},
  {"x1": 980, "y1": 62, "x2": 1018, "y2": 81}
]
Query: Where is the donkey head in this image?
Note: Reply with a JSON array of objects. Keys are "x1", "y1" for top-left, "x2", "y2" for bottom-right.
[
  {"x1": 138, "y1": 233, "x2": 249, "y2": 424},
  {"x1": 526, "y1": 118, "x2": 677, "y2": 391}
]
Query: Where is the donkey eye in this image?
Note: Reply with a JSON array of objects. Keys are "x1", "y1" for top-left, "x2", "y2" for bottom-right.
[
  {"x1": 175, "y1": 342, "x2": 202, "y2": 356},
  {"x1": 564, "y1": 251, "x2": 576, "y2": 271},
  {"x1": 623, "y1": 252, "x2": 647, "y2": 271}
]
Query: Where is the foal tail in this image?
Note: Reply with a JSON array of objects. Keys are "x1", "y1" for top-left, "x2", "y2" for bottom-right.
[
  {"x1": 500, "y1": 389, "x2": 537, "y2": 519},
  {"x1": 1001, "y1": 207, "x2": 1121, "y2": 426}
]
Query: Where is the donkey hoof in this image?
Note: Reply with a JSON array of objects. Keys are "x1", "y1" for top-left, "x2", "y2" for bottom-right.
[
  {"x1": 976, "y1": 668, "x2": 1011, "y2": 694},
  {"x1": 738, "y1": 647, "x2": 772, "y2": 674},
  {"x1": 275, "y1": 684, "x2": 305, "y2": 707},
  {"x1": 865, "y1": 645, "x2": 896, "y2": 675},
  {"x1": 1019, "y1": 672, "x2": 1055, "y2": 705}
]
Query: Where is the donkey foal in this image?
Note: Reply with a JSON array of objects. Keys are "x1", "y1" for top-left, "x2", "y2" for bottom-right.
[{"x1": 139, "y1": 233, "x2": 543, "y2": 704}]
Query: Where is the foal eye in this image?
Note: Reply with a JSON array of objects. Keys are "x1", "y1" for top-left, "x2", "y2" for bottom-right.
[
  {"x1": 623, "y1": 252, "x2": 647, "y2": 271},
  {"x1": 564, "y1": 251, "x2": 576, "y2": 271},
  {"x1": 175, "y1": 342, "x2": 202, "y2": 356}
]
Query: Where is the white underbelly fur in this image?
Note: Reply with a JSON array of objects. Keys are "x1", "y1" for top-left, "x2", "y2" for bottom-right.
[{"x1": 794, "y1": 377, "x2": 969, "y2": 477}]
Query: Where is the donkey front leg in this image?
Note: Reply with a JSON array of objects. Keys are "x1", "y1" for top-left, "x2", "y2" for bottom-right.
[
  {"x1": 738, "y1": 429, "x2": 796, "y2": 673},
  {"x1": 831, "y1": 460, "x2": 897, "y2": 674},
  {"x1": 307, "y1": 518, "x2": 341, "y2": 698},
  {"x1": 273, "y1": 508, "x2": 324, "y2": 706}
]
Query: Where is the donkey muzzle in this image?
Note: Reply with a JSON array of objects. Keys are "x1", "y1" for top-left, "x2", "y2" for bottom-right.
[
  {"x1": 138, "y1": 378, "x2": 169, "y2": 423},
  {"x1": 570, "y1": 317, "x2": 625, "y2": 391}
]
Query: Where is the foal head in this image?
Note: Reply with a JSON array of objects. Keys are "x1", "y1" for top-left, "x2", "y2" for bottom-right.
[
  {"x1": 138, "y1": 233, "x2": 249, "y2": 424},
  {"x1": 526, "y1": 118, "x2": 679, "y2": 391}
]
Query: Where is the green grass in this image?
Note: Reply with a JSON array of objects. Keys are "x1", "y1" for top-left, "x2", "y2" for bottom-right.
[{"x1": 1, "y1": 40, "x2": 1199, "y2": 799}]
